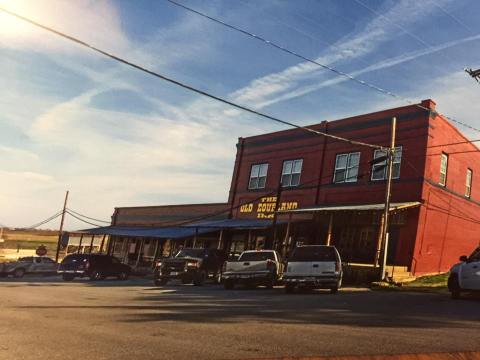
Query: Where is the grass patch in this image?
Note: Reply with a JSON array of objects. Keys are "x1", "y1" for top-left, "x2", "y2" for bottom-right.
[
  {"x1": 372, "y1": 273, "x2": 449, "y2": 292},
  {"x1": 407, "y1": 273, "x2": 448, "y2": 288}
]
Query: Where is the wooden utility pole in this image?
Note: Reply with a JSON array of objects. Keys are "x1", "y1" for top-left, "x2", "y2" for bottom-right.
[
  {"x1": 55, "y1": 190, "x2": 69, "y2": 263},
  {"x1": 379, "y1": 118, "x2": 396, "y2": 280}
]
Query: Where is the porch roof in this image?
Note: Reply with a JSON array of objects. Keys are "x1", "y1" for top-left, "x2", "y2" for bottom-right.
[
  {"x1": 77, "y1": 226, "x2": 217, "y2": 239},
  {"x1": 277, "y1": 201, "x2": 421, "y2": 214}
]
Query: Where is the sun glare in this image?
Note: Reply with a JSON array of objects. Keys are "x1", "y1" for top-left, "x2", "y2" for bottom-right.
[{"x1": 0, "y1": 0, "x2": 38, "y2": 38}]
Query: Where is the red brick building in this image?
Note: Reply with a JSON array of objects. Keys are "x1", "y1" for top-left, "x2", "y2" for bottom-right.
[{"x1": 227, "y1": 99, "x2": 480, "y2": 275}]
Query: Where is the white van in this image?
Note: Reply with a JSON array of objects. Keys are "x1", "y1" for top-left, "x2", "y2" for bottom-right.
[
  {"x1": 282, "y1": 245, "x2": 342, "y2": 294},
  {"x1": 448, "y1": 246, "x2": 480, "y2": 299}
]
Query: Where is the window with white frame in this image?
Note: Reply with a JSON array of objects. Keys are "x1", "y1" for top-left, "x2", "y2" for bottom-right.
[
  {"x1": 466, "y1": 168, "x2": 472, "y2": 198},
  {"x1": 371, "y1": 146, "x2": 402, "y2": 181},
  {"x1": 281, "y1": 159, "x2": 303, "y2": 187},
  {"x1": 334, "y1": 152, "x2": 360, "y2": 183},
  {"x1": 439, "y1": 153, "x2": 448, "y2": 186},
  {"x1": 248, "y1": 163, "x2": 268, "y2": 190}
]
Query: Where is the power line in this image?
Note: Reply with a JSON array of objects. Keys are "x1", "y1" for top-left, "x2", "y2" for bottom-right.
[
  {"x1": 0, "y1": 6, "x2": 382, "y2": 151},
  {"x1": 26, "y1": 211, "x2": 63, "y2": 229},
  {"x1": 65, "y1": 210, "x2": 103, "y2": 227},
  {"x1": 66, "y1": 208, "x2": 111, "y2": 224},
  {"x1": 165, "y1": 0, "x2": 480, "y2": 135}
]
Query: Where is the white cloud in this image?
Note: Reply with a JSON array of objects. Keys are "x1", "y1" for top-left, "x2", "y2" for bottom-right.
[{"x1": 230, "y1": 0, "x2": 452, "y2": 109}]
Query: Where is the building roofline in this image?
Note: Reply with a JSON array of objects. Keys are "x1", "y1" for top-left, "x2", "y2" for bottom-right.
[
  {"x1": 114, "y1": 202, "x2": 229, "y2": 210},
  {"x1": 240, "y1": 99, "x2": 436, "y2": 143}
]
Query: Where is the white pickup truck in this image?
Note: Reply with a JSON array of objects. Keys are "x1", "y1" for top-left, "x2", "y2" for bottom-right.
[
  {"x1": 448, "y1": 246, "x2": 480, "y2": 299},
  {"x1": 222, "y1": 250, "x2": 283, "y2": 289}
]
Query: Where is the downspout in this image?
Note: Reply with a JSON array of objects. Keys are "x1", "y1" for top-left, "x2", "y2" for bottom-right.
[{"x1": 315, "y1": 121, "x2": 329, "y2": 205}]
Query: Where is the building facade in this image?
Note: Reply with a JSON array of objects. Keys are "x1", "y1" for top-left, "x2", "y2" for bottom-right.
[{"x1": 227, "y1": 99, "x2": 480, "y2": 275}]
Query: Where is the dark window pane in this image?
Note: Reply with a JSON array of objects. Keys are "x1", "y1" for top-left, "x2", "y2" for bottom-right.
[
  {"x1": 281, "y1": 174, "x2": 291, "y2": 186},
  {"x1": 291, "y1": 173, "x2": 301, "y2": 186}
]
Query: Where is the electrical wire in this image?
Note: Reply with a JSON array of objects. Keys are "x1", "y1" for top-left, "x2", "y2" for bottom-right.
[
  {"x1": 26, "y1": 211, "x2": 63, "y2": 229},
  {"x1": 165, "y1": 0, "x2": 480, "y2": 135},
  {"x1": 0, "y1": 6, "x2": 382, "y2": 151},
  {"x1": 66, "y1": 208, "x2": 111, "y2": 224},
  {"x1": 65, "y1": 210, "x2": 103, "y2": 227}
]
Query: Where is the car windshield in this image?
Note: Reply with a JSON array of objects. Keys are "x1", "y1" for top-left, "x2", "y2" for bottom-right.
[
  {"x1": 238, "y1": 252, "x2": 275, "y2": 261},
  {"x1": 289, "y1": 246, "x2": 336, "y2": 262},
  {"x1": 175, "y1": 249, "x2": 205, "y2": 258}
]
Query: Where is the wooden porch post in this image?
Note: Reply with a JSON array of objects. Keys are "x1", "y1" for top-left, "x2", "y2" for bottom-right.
[
  {"x1": 89, "y1": 235, "x2": 95, "y2": 253},
  {"x1": 135, "y1": 238, "x2": 145, "y2": 268},
  {"x1": 77, "y1": 234, "x2": 83, "y2": 254},
  {"x1": 99, "y1": 234, "x2": 106, "y2": 253},
  {"x1": 217, "y1": 229, "x2": 224, "y2": 250},
  {"x1": 282, "y1": 213, "x2": 292, "y2": 258},
  {"x1": 152, "y1": 239, "x2": 160, "y2": 263},
  {"x1": 192, "y1": 228, "x2": 198, "y2": 248},
  {"x1": 122, "y1": 238, "x2": 130, "y2": 263},
  {"x1": 326, "y1": 213, "x2": 333, "y2": 246}
]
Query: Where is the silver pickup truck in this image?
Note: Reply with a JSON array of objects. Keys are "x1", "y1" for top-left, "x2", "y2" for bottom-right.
[
  {"x1": 0, "y1": 256, "x2": 58, "y2": 278},
  {"x1": 222, "y1": 250, "x2": 283, "y2": 289}
]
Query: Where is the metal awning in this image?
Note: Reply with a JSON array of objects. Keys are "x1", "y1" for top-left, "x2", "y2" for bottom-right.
[
  {"x1": 277, "y1": 202, "x2": 421, "y2": 214},
  {"x1": 77, "y1": 226, "x2": 217, "y2": 239},
  {"x1": 184, "y1": 218, "x2": 284, "y2": 229}
]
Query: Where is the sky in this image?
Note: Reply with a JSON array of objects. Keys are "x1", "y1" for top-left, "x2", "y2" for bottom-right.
[{"x1": 0, "y1": 0, "x2": 479, "y2": 230}]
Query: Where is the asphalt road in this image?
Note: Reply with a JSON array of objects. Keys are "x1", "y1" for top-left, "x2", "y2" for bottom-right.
[{"x1": 0, "y1": 276, "x2": 479, "y2": 360}]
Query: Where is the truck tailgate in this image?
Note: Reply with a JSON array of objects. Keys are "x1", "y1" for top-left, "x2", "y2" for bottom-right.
[{"x1": 225, "y1": 261, "x2": 269, "y2": 273}]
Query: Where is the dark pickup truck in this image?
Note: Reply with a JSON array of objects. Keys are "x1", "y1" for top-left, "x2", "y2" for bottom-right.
[{"x1": 154, "y1": 248, "x2": 225, "y2": 286}]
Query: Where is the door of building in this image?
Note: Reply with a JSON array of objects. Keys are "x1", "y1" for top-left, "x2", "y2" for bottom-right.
[{"x1": 387, "y1": 228, "x2": 400, "y2": 265}]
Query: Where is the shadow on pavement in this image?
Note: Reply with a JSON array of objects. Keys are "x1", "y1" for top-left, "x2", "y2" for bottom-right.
[{"x1": 13, "y1": 280, "x2": 480, "y2": 328}]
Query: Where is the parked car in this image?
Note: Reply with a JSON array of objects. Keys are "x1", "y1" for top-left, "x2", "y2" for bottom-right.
[
  {"x1": 282, "y1": 245, "x2": 342, "y2": 294},
  {"x1": 154, "y1": 248, "x2": 225, "y2": 286},
  {"x1": 58, "y1": 254, "x2": 131, "y2": 281},
  {"x1": 448, "y1": 246, "x2": 480, "y2": 299},
  {"x1": 0, "y1": 256, "x2": 57, "y2": 278},
  {"x1": 222, "y1": 250, "x2": 283, "y2": 289}
]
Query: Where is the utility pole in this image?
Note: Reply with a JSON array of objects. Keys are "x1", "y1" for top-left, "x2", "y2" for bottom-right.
[
  {"x1": 55, "y1": 190, "x2": 69, "y2": 263},
  {"x1": 465, "y1": 68, "x2": 480, "y2": 83},
  {"x1": 271, "y1": 181, "x2": 283, "y2": 250},
  {"x1": 379, "y1": 117, "x2": 396, "y2": 280}
]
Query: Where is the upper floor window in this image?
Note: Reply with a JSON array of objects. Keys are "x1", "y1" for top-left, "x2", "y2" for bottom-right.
[
  {"x1": 439, "y1": 153, "x2": 448, "y2": 186},
  {"x1": 466, "y1": 168, "x2": 472, "y2": 198},
  {"x1": 248, "y1": 163, "x2": 268, "y2": 190},
  {"x1": 281, "y1": 159, "x2": 303, "y2": 187},
  {"x1": 334, "y1": 152, "x2": 360, "y2": 183},
  {"x1": 371, "y1": 146, "x2": 402, "y2": 181}
]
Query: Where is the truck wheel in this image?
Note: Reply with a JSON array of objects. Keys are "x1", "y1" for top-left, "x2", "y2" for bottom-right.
[
  {"x1": 13, "y1": 268, "x2": 25, "y2": 278},
  {"x1": 285, "y1": 284, "x2": 295, "y2": 294},
  {"x1": 448, "y1": 274, "x2": 461, "y2": 299},
  {"x1": 154, "y1": 278, "x2": 168, "y2": 286},
  {"x1": 117, "y1": 271, "x2": 129, "y2": 281},
  {"x1": 62, "y1": 274, "x2": 75, "y2": 281},
  {"x1": 193, "y1": 271, "x2": 207, "y2": 286},
  {"x1": 224, "y1": 279, "x2": 235, "y2": 290},
  {"x1": 266, "y1": 275, "x2": 276, "y2": 289},
  {"x1": 89, "y1": 270, "x2": 104, "y2": 281}
]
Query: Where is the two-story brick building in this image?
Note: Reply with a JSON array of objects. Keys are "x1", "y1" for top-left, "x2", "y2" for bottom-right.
[{"x1": 226, "y1": 99, "x2": 480, "y2": 275}]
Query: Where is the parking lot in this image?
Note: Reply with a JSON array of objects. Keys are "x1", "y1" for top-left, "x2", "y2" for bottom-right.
[{"x1": 1, "y1": 276, "x2": 479, "y2": 360}]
